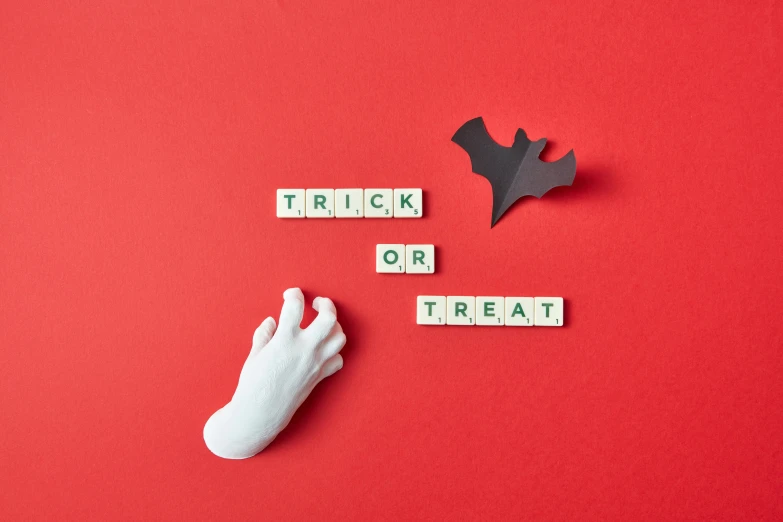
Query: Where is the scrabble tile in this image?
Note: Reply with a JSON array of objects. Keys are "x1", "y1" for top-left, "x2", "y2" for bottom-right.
[
  {"x1": 393, "y1": 188, "x2": 423, "y2": 218},
  {"x1": 364, "y1": 189, "x2": 393, "y2": 218},
  {"x1": 476, "y1": 296, "x2": 504, "y2": 326},
  {"x1": 447, "y1": 296, "x2": 475, "y2": 325},
  {"x1": 335, "y1": 188, "x2": 364, "y2": 218},
  {"x1": 534, "y1": 297, "x2": 564, "y2": 326},
  {"x1": 417, "y1": 296, "x2": 446, "y2": 325},
  {"x1": 405, "y1": 244, "x2": 435, "y2": 274},
  {"x1": 276, "y1": 189, "x2": 305, "y2": 218},
  {"x1": 376, "y1": 244, "x2": 405, "y2": 273},
  {"x1": 305, "y1": 189, "x2": 334, "y2": 218},
  {"x1": 505, "y1": 297, "x2": 534, "y2": 326}
]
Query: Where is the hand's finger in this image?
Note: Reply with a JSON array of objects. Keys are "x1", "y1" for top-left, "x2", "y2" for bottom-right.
[
  {"x1": 330, "y1": 321, "x2": 343, "y2": 336},
  {"x1": 320, "y1": 354, "x2": 343, "y2": 380},
  {"x1": 250, "y1": 317, "x2": 277, "y2": 356},
  {"x1": 313, "y1": 296, "x2": 337, "y2": 317},
  {"x1": 278, "y1": 288, "x2": 305, "y2": 334},
  {"x1": 307, "y1": 296, "x2": 337, "y2": 340},
  {"x1": 319, "y1": 328, "x2": 346, "y2": 361}
]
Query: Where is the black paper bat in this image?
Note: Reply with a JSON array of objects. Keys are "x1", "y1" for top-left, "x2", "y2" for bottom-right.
[{"x1": 452, "y1": 117, "x2": 576, "y2": 227}]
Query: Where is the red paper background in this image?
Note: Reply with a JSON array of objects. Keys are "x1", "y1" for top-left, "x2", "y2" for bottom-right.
[{"x1": 2, "y1": 1, "x2": 782, "y2": 520}]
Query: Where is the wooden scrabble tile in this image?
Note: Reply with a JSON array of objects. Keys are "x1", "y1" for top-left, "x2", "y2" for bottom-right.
[
  {"x1": 376, "y1": 244, "x2": 405, "y2": 273},
  {"x1": 405, "y1": 244, "x2": 435, "y2": 274},
  {"x1": 393, "y1": 188, "x2": 423, "y2": 218},
  {"x1": 364, "y1": 189, "x2": 393, "y2": 218},
  {"x1": 446, "y1": 296, "x2": 475, "y2": 325},
  {"x1": 534, "y1": 297, "x2": 563, "y2": 326},
  {"x1": 305, "y1": 189, "x2": 335, "y2": 218},
  {"x1": 476, "y1": 296, "x2": 504, "y2": 325},
  {"x1": 276, "y1": 189, "x2": 305, "y2": 218},
  {"x1": 505, "y1": 297, "x2": 534, "y2": 326},
  {"x1": 417, "y1": 296, "x2": 446, "y2": 325},
  {"x1": 335, "y1": 188, "x2": 364, "y2": 218}
]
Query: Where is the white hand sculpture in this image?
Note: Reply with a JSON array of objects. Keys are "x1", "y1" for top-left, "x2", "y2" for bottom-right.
[{"x1": 203, "y1": 288, "x2": 346, "y2": 459}]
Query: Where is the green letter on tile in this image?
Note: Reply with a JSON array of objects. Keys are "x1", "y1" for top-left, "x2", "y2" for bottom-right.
[{"x1": 383, "y1": 250, "x2": 399, "y2": 265}]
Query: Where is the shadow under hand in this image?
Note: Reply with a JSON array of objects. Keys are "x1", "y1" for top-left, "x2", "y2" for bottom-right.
[{"x1": 263, "y1": 297, "x2": 364, "y2": 453}]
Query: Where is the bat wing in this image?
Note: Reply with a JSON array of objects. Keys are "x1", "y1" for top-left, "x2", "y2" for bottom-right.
[
  {"x1": 451, "y1": 117, "x2": 510, "y2": 180},
  {"x1": 522, "y1": 149, "x2": 576, "y2": 199},
  {"x1": 492, "y1": 149, "x2": 576, "y2": 227}
]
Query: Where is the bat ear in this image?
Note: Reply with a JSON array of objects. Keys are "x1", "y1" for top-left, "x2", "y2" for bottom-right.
[
  {"x1": 514, "y1": 128, "x2": 529, "y2": 142},
  {"x1": 525, "y1": 137, "x2": 546, "y2": 156}
]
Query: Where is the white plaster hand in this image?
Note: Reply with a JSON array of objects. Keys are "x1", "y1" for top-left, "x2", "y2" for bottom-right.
[{"x1": 203, "y1": 288, "x2": 346, "y2": 459}]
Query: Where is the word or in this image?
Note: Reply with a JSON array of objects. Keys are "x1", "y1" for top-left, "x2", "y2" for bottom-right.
[
  {"x1": 377, "y1": 244, "x2": 435, "y2": 274},
  {"x1": 416, "y1": 296, "x2": 563, "y2": 326},
  {"x1": 276, "y1": 188, "x2": 422, "y2": 218}
]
